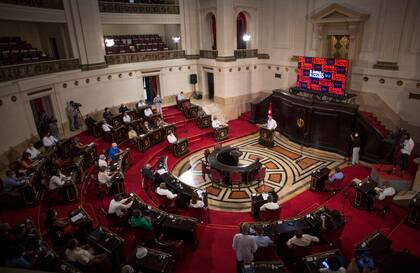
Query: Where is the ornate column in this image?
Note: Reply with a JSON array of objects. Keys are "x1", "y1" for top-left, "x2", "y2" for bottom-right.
[
  {"x1": 63, "y1": 0, "x2": 107, "y2": 70},
  {"x1": 216, "y1": 0, "x2": 235, "y2": 61},
  {"x1": 373, "y1": 0, "x2": 408, "y2": 70},
  {"x1": 347, "y1": 23, "x2": 360, "y2": 63},
  {"x1": 179, "y1": 0, "x2": 200, "y2": 59},
  {"x1": 316, "y1": 24, "x2": 327, "y2": 57}
]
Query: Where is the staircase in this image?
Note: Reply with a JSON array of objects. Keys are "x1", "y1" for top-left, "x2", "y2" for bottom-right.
[
  {"x1": 360, "y1": 111, "x2": 391, "y2": 138},
  {"x1": 191, "y1": 99, "x2": 228, "y2": 124}
]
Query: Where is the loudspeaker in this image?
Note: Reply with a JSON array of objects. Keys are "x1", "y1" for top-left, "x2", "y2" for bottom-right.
[{"x1": 190, "y1": 74, "x2": 197, "y2": 84}]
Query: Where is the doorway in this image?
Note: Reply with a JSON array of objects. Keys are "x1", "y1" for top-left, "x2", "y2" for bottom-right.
[
  {"x1": 29, "y1": 95, "x2": 57, "y2": 138},
  {"x1": 207, "y1": 72, "x2": 214, "y2": 100},
  {"x1": 143, "y1": 75, "x2": 160, "y2": 103},
  {"x1": 49, "y1": 37, "x2": 60, "y2": 59}
]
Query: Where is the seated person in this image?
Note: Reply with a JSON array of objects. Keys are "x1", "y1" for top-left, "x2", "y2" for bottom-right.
[
  {"x1": 144, "y1": 107, "x2": 153, "y2": 118},
  {"x1": 119, "y1": 104, "x2": 129, "y2": 114},
  {"x1": 2, "y1": 170, "x2": 25, "y2": 194},
  {"x1": 137, "y1": 99, "x2": 146, "y2": 108},
  {"x1": 108, "y1": 143, "x2": 123, "y2": 161},
  {"x1": 259, "y1": 195, "x2": 280, "y2": 211},
  {"x1": 98, "y1": 166, "x2": 118, "y2": 189},
  {"x1": 44, "y1": 208, "x2": 72, "y2": 234},
  {"x1": 156, "y1": 182, "x2": 178, "y2": 200},
  {"x1": 328, "y1": 167, "x2": 344, "y2": 183},
  {"x1": 212, "y1": 117, "x2": 225, "y2": 129},
  {"x1": 122, "y1": 112, "x2": 132, "y2": 124},
  {"x1": 108, "y1": 194, "x2": 133, "y2": 217},
  {"x1": 103, "y1": 107, "x2": 113, "y2": 122},
  {"x1": 253, "y1": 225, "x2": 273, "y2": 248},
  {"x1": 177, "y1": 91, "x2": 185, "y2": 101},
  {"x1": 42, "y1": 132, "x2": 58, "y2": 148},
  {"x1": 3, "y1": 245, "x2": 32, "y2": 269},
  {"x1": 49, "y1": 169, "x2": 68, "y2": 190},
  {"x1": 374, "y1": 183, "x2": 396, "y2": 200},
  {"x1": 189, "y1": 191, "x2": 205, "y2": 208},
  {"x1": 20, "y1": 152, "x2": 37, "y2": 171},
  {"x1": 143, "y1": 121, "x2": 152, "y2": 132},
  {"x1": 286, "y1": 230, "x2": 319, "y2": 248},
  {"x1": 130, "y1": 209, "x2": 153, "y2": 231},
  {"x1": 141, "y1": 163, "x2": 156, "y2": 182},
  {"x1": 101, "y1": 120, "x2": 113, "y2": 133},
  {"x1": 167, "y1": 130, "x2": 178, "y2": 144},
  {"x1": 98, "y1": 154, "x2": 108, "y2": 169},
  {"x1": 266, "y1": 115, "x2": 277, "y2": 130},
  {"x1": 154, "y1": 117, "x2": 167, "y2": 127},
  {"x1": 72, "y1": 137, "x2": 89, "y2": 155},
  {"x1": 196, "y1": 107, "x2": 206, "y2": 118},
  {"x1": 25, "y1": 143, "x2": 41, "y2": 160},
  {"x1": 127, "y1": 126, "x2": 138, "y2": 140},
  {"x1": 319, "y1": 255, "x2": 346, "y2": 273},
  {"x1": 65, "y1": 238, "x2": 111, "y2": 272}
]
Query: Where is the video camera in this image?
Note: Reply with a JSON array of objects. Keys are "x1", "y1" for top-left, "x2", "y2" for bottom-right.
[{"x1": 71, "y1": 101, "x2": 82, "y2": 108}]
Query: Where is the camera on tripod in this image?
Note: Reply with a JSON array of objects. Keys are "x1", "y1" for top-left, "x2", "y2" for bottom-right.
[{"x1": 71, "y1": 101, "x2": 82, "y2": 108}]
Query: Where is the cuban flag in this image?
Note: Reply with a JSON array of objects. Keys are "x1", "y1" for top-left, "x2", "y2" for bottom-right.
[{"x1": 268, "y1": 102, "x2": 272, "y2": 117}]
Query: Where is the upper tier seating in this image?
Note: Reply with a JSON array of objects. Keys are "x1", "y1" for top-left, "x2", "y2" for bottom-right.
[
  {"x1": 104, "y1": 34, "x2": 170, "y2": 55},
  {"x1": 102, "y1": 0, "x2": 169, "y2": 4},
  {"x1": 0, "y1": 37, "x2": 48, "y2": 66}
]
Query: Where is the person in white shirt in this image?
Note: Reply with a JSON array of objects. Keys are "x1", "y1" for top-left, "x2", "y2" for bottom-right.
[
  {"x1": 122, "y1": 112, "x2": 131, "y2": 124},
  {"x1": 177, "y1": 92, "x2": 185, "y2": 101},
  {"x1": 42, "y1": 133, "x2": 58, "y2": 148},
  {"x1": 25, "y1": 143, "x2": 41, "y2": 160},
  {"x1": 108, "y1": 194, "x2": 133, "y2": 217},
  {"x1": 137, "y1": 100, "x2": 146, "y2": 108},
  {"x1": 143, "y1": 121, "x2": 152, "y2": 132},
  {"x1": 232, "y1": 223, "x2": 258, "y2": 272},
  {"x1": 267, "y1": 115, "x2": 277, "y2": 130},
  {"x1": 49, "y1": 169, "x2": 67, "y2": 190},
  {"x1": 98, "y1": 166, "x2": 117, "y2": 188},
  {"x1": 167, "y1": 130, "x2": 177, "y2": 144},
  {"x1": 144, "y1": 107, "x2": 153, "y2": 117},
  {"x1": 259, "y1": 195, "x2": 280, "y2": 211},
  {"x1": 189, "y1": 191, "x2": 205, "y2": 208},
  {"x1": 286, "y1": 230, "x2": 320, "y2": 248},
  {"x1": 212, "y1": 117, "x2": 223, "y2": 129},
  {"x1": 156, "y1": 183, "x2": 178, "y2": 200},
  {"x1": 375, "y1": 184, "x2": 396, "y2": 200},
  {"x1": 153, "y1": 95, "x2": 162, "y2": 115},
  {"x1": 65, "y1": 239, "x2": 110, "y2": 270},
  {"x1": 319, "y1": 255, "x2": 346, "y2": 273},
  {"x1": 98, "y1": 154, "x2": 108, "y2": 169},
  {"x1": 400, "y1": 132, "x2": 415, "y2": 175},
  {"x1": 102, "y1": 120, "x2": 113, "y2": 133}
]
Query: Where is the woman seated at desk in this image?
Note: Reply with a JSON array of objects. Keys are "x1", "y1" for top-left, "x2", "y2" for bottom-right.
[
  {"x1": 167, "y1": 130, "x2": 178, "y2": 144},
  {"x1": 44, "y1": 208, "x2": 73, "y2": 234},
  {"x1": 65, "y1": 238, "x2": 111, "y2": 273},
  {"x1": 20, "y1": 152, "x2": 39, "y2": 172},
  {"x1": 130, "y1": 209, "x2": 153, "y2": 231},
  {"x1": 98, "y1": 166, "x2": 118, "y2": 190}
]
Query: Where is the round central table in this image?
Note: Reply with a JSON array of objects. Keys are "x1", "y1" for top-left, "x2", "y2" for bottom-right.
[{"x1": 207, "y1": 146, "x2": 262, "y2": 186}]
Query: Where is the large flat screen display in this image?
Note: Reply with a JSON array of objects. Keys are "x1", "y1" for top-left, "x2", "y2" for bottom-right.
[{"x1": 296, "y1": 56, "x2": 349, "y2": 96}]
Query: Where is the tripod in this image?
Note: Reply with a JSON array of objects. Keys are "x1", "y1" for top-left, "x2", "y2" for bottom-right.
[{"x1": 340, "y1": 184, "x2": 353, "y2": 222}]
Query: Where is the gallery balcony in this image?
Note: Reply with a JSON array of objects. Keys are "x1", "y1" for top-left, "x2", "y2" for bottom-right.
[
  {"x1": 199, "y1": 50, "x2": 218, "y2": 59},
  {"x1": 104, "y1": 50, "x2": 185, "y2": 65},
  {"x1": 98, "y1": 0, "x2": 179, "y2": 14}
]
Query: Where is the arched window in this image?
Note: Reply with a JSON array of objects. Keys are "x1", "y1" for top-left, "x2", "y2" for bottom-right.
[{"x1": 236, "y1": 12, "x2": 247, "y2": 49}]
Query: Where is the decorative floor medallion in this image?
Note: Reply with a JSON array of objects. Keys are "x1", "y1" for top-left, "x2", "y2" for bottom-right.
[{"x1": 172, "y1": 133, "x2": 346, "y2": 212}]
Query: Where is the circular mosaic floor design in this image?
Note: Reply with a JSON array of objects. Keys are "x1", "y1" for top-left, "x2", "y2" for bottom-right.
[{"x1": 172, "y1": 132, "x2": 346, "y2": 212}]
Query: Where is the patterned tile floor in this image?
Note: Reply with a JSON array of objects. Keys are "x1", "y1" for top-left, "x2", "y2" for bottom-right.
[{"x1": 172, "y1": 132, "x2": 347, "y2": 212}]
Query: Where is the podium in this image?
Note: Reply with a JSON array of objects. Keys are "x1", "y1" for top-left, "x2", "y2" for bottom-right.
[
  {"x1": 184, "y1": 105, "x2": 199, "y2": 118},
  {"x1": 214, "y1": 126, "x2": 229, "y2": 141},
  {"x1": 310, "y1": 167, "x2": 330, "y2": 192},
  {"x1": 352, "y1": 178, "x2": 378, "y2": 209},
  {"x1": 258, "y1": 127, "x2": 274, "y2": 148},
  {"x1": 197, "y1": 114, "x2": 211, "y2": 128},
  {"x1": 171, "y1": 138, "x2": 189, "y2": 157},
  {"x1": 111, "y1": 125, "x2": 127, "y2": 144}
]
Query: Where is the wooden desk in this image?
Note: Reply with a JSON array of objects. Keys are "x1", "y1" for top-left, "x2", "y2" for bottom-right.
[
  {"x1": 61, "y1": 181, "x2": 79, "y2": 203},
  {"x1": 131, "y1": 196, "x2": 167, "y2": 226},
  {"x1": 356, "y1": 231, "x2": 391, "y2": 259},
  {"x1": 119, "y1": 149, "x2": 131, "y2": 173},
  {"x1": 197, "y1": 114, "x2": 211, "y2": 128},
  {"x1": 111, "y1": 125, "x2": 127, "y2": 144},
  {"x1": 352, "y1": 178, "x2": 378, "y2": 209},
  {"x1": 136, "y1": 134, "x2": 152, "y2": 152},
  {"x1": 302, "y1": 249, "x2": 344, "y2": 273},
  {"x1": 88, "y1": 227, "x2": 125, "y2": 268},
  {"x1": 243, "y1": 261, "x2": 285, "y2": 273},
  {"x1": 132, "y1": 247, "x2": 172, "y2": 273},
  {"x1": 69, "y1": 207, "x2": 93, "y2": 243},
  {"x1": 184, "y1": 104, "x2": 198, "y2": 119},
  {"x1": 259, "y1": 126, "x2": 274, "y2": 148},
  {"x1": 150, "y1": 128, "x2": 164, "y2": 145},
  {"x1": 172, "y1": 138, "x2": 189, "y2": 157},
  {"x1": 163, "y1": 123, "x2": 176, "y2": 136},
  {"x1": 17, "y1": 173, "x2": 41, "y2": 206},
  {"x1": 406, "y1": 193, "x2": 420, "y2": 227},
  {"x1": 111, "y1": 173, "x2": 125, "y2": 195},
  {"x1": 82, "y1": 143, "x2": 97, "y2": 167},
  {"x1": 214, "y1": 126, "x2": 229, "y2": 141},
  {"x1": 110, "y1": 114, "x2": 124, "y2": 127},
  {"x1": 162, "y1": 215, "x2": 198, "y2": 248},
  {"x1": 310, "y1": 167, "x2": 330, "y2": 192}
]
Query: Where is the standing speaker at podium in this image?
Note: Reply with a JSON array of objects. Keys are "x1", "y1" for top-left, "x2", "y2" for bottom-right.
[
  {"x1": 259, "y1": 115, "x2": 277, "y2": 148},
  {"x1": 266, "y1": 115, "x2": 277, "y2": 130}
]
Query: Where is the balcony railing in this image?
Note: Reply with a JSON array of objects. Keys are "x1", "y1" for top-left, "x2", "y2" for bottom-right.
[
  {"x1": 0, "y1": 58, "x2": 80, "y2": 82},
  {"x1": 0, "y1": 0, "x2": 63, "y2": 9},
  {"x1": 199, "y1": 50, "x2": 218, "y2": 59},
  {"x1": 234, "y1": 49, "x2": 258, "y2": 59},
  {"x1": 98, "y1": 1, "x2": 179, "y2": 14},
  {"x1": 105, "y1": 50, "x2": 185, "y2": 65}
]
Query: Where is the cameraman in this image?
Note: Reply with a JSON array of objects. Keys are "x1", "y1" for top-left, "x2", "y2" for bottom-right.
[{"x1": 66, "y1": 101, "x2": 81, "y2": 131}]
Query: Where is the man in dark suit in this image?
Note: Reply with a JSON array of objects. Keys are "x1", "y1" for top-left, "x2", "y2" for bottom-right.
[{"x1": 141, "y1": 164, "x2": 156, "y2": 183}]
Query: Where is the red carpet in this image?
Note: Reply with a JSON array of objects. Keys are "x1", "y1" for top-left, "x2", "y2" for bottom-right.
[{"x1": 1, "y1": 106, "x2": 419, "y2": 273}]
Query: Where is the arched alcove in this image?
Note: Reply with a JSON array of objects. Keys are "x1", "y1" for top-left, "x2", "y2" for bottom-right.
[
  {"x1": 202, "y1": 12, "x2": 217, "y2": 50},
  {"x1": 236, "y1": 11, "x2": 247, "y2": 49}
]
